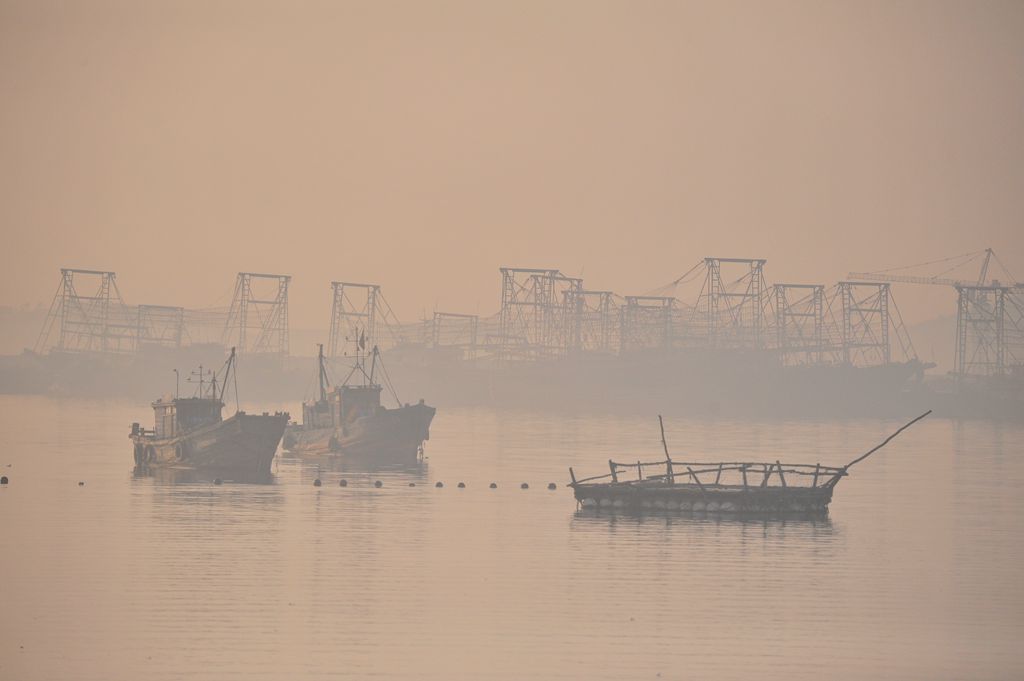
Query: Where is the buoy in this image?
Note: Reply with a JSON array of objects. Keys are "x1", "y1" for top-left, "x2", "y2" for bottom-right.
[
  {"x1": 78, "y1": 481, "x2": 85, "y2": 487},
  {"x1": 489, "y1": 482, "x2": 497, "y2": 489},
  {"x1": 1, "y1": 476, "x2": 8, "y2": 485},
  {"x1": 408, "y1": 482, "x2": 416, "y2": 487},
  {"x1": 339, "y1": 479, "x2": 348, "y2": 487},
  {"x1": 547, "y1": 483, "x2": 557, "y2": 490},
  {"x1": 435, "y1": 481, "x2": 444, "y2": 488},
  {"x1": 213, "y1": 478, "x2": 223, "y2": 485},
  {"x1": 374, "y1": 480, "x2": 383, "y2": 488},
  {"x1": 313, "y1": 478, "x2": 322, "y2": 487},
  {"x1": 521, "y1": 482, "x2": 529, "y2": 489},
  {"x1": 457, "y1": 482, "x2": 465, "y2": 488}
]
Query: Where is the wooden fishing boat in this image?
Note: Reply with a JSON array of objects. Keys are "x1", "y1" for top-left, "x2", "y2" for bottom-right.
[
  {"x1": 130, "y1": 348, "x2": 289, "y2": 477},
  {"x1": 568, "y1": 411, "x2": 931, "y2": 515},
  {"x1": 284, "y1": 342, "x2": 435, "y2": 460}
]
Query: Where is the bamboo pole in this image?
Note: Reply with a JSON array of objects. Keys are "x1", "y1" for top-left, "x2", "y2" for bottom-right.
[{"x1": 844, "y1": 410, "x2": 932, "y2": 469}]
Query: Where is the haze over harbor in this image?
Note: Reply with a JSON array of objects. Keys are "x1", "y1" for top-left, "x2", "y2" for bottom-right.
[{"x1": 1, "y1": 2, "x2": 1023, "y2": 680}]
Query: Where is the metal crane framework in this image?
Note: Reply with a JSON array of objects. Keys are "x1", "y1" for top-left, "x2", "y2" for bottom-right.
[
  {"x1": 327, "y1": 281, "x2": 402, "y2": 359},
  {"x1": 497, "y1": 268, "x2": 582, "y2": 360},
  {"x1": 619, "y1": 296, "x2": 676, "y2": 353},
  {"x1": 35, "y1": 269, "x2": 136, "y2": 354},
  {"x1": 774, "y1": 284, "x2": 827, "y2": 366},
  {"x1": 849, "y1": 248, "x2": 1022, "y2": 377},
  {"x1": 564, "y1": 289, "x2": 617, "y2": 355},
  {"x1": 955, "y1": 285, "x2": 1024, "y2": 377},
  {"x1": 430, "y1": 312, "x2": 479, "y2": 360},
  {"x1": 223, "y1": 272, "x2": 291, "y2": 356}
]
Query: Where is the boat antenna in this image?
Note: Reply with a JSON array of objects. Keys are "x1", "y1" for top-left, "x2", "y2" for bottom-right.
[
  {"x1": 173, "y1": 369, "x2": 179, "y2": 399},
  {"x1": 844, "y1": 410, "x2": 932, "y2": 469},
  {"x1": 188, "y1": 364, "x2": 212, "y2": 397}
]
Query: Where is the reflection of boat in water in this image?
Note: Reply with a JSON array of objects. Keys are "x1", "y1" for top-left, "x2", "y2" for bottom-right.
[
  {"x1": 284, "y1": 343, "x2": 435, "y2": 460},
  {"x1": 132, "y1": 463, "x2": 274, "y2": 485},
  {"x1": 569, "y1": 411, "x2": 931, "y2": 516},
  {"x1": 129, "y1": 348, "x2": 289, "y2": 477}
]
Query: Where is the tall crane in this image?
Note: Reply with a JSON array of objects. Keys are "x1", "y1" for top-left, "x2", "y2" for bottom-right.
[
  {"x1": 848, "y1": 248, "x2": 1021, "y2": 289},
  {"x1": 850, "y1": 249, "x2": 1023, "y2": 378}
]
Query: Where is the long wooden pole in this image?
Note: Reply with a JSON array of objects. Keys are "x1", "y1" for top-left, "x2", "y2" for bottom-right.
[
  {"x1": 658, "y1": 415, "x2": 670, "y2": 457},
  {"x1": 845, "y1": 410, "x2": 932, "y2": 469}
]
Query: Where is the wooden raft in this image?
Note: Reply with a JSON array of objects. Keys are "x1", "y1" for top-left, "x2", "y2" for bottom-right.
[{"x1": 568, "y1": 410, "x2": 931, "y2": 515}]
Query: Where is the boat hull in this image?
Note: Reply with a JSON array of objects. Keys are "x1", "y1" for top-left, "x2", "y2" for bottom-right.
[
  {"x1": 131, "y1": 412, "x2": 288, "y2": 476},
  {"x1": 285, "y1": 403, "x2": 435, "y2": 460}
]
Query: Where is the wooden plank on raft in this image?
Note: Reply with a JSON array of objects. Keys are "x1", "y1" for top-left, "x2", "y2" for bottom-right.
[
  {"x1": 812, "y1": 463, "x2": 819, "y2": 488},
  {"x1": 686, "y1": 467, "x2": 707, "y2": 498},
  {"x1": 776, "y1": 460, "x2": 786, "y2": 488},
  {"x1": 609, "y1": 459, "x2": 618, "y2": 483}
]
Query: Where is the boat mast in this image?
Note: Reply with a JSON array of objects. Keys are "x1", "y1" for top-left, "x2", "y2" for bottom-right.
[
  {"x1": 217, "y1": 347, "x2": 239, "y2": 413},
  {"x1": 369, "y1": 345, "x2": 378, "y2": 385},
  {"x1": 318, "y1": 343, "x2": 329, "y2": 403}
]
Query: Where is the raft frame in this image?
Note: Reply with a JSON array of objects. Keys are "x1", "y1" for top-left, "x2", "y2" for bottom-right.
[{"x1": 568, "y1": 410, "x2": 931, "y2": 515}]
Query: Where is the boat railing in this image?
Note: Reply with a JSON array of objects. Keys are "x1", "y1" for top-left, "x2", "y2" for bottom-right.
[{"x1": 569, "y1": 458, "x2": 849, "y2": 490}]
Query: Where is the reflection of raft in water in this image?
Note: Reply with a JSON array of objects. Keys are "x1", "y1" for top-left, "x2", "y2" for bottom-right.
[{"x1": 568, "y1": 411, "x2": 931, "y2": 515}]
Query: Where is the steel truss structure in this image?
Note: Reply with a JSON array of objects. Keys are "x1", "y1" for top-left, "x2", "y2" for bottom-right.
[
  {"x1": 564, "y1": 289, "x2": 617, "y2": 354},
  {"x1": 619, "y1": 296, "x2": 676, "y2": 353},
  {"x1": 835, "y1": 282, "x2": 915, "y2": 367},
  {"x1": 327, "y1": 281, "x2": 402, "y2": 358},
  {"x1": 773, "y1": 284, "x2": 829, "y2": 366},
  {"x1": 430, "y1": 312, "x2": 479, "y2": 360},
  {"x1": 955, "y1": 285, "x2": 1024, "y2": 377},
  {"x1": 35, "y1": 269, "x2": 136, "y2": 353},
  {"x1": 223, "y1": 272, "x2": 290, "y2": 355},
  {"x1": 497, "y1": 268, "x2": 582, "y2": 360},
  {"x1": 694, "y1": 258, "x2": 769, "y2": 350},
  {"x1": 136, "y1": 304, "x2": 186, "y2": 349}
]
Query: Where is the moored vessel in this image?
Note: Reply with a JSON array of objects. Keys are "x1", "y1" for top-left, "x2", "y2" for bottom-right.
[
  {"x1": 284, "y1": 342, "x2": 435, "y2": 460},
  {"x1": 130, "y1": 348, "x2": 289, "y2": 477}
]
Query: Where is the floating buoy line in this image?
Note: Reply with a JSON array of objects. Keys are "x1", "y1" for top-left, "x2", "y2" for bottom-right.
[{"x1": 293, "y1": 477, "x2": 561, "y2": 491}]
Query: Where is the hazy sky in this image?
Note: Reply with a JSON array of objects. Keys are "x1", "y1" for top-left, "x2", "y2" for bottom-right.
[{"x1": 2, "y1": 0, "x2": 1022, "y2": 328}]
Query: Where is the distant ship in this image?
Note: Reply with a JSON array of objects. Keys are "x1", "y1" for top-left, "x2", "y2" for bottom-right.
[
  {"x1": 284, "y1": 342, "x2": 435, "y2": 459},
  {"x1": 130, "y1": 348, "x2": 289, "y2": 477}
]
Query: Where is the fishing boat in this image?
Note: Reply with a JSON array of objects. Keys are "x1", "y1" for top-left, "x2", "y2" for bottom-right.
[
  {"x1": 130, "y1": 348, "x2": 289, "y2": 477},
  {"x1": 284, "y1": 342, "x2": 435, "y2": 459},
  {"x1": 568, "y1": 411, "x2": 931, "y2": 515}
]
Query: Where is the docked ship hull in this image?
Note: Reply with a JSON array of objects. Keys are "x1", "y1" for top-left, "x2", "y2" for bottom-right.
[
  {"x1": 285, "y1": 403, "x2": 435, "y2": 460},
  {"x1": 132, "y1": 412, "x2": 288, "y2": 476}
]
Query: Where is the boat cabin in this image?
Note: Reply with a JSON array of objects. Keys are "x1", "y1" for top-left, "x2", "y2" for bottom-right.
[
  {"x1": 330, "y1": 385, "x2": 382, "y2": 425},
  {"x1": 151, "y1": 397, "x2": 224, "y2": 438},
  {"x1": 301, "y1": 397, "x2": 334, "y2": 430}
]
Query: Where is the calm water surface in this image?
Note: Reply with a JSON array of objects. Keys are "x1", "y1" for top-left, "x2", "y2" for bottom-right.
[{"x1": 1, "y1": 395, "x2": 1022, "y2": 680}]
